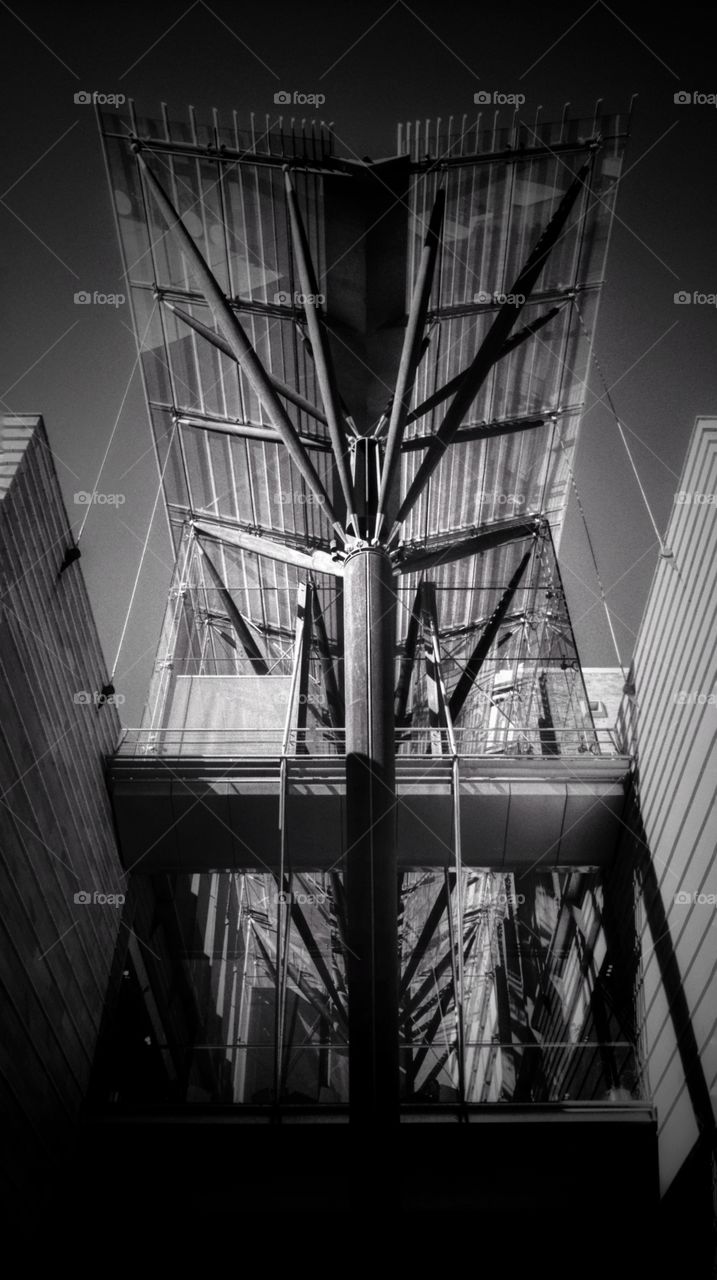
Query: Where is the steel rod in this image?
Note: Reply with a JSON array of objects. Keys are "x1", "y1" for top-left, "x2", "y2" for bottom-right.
[
  {"x1": 375, "y1": 189, "x2": 445, "y2": 538},
  {"x1": 164, "y1": 300, "x2": 329, "y2": 426},
  {"x1": 134, "y1": 145, "x2": 343, "y2": 535},
  {"x1": 196, "y1": 537, "x2": 269, "y2": 674},
  {"x1": 389, "y1": 153, "x2": 595, "y2": 539},
  {"x1": 193, "y1": 520, "x2": 343, "y2": 578},
  {"x1": 283, "y1": 166, "x2": 359, "y2": 533},
  {"x1": 405, "y1": 306, "x2": 563, "y2": 426}
]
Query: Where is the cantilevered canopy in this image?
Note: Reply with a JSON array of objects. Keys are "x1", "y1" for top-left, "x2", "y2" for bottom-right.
[{"x1": 99, "y1": 101, "x2": 630, "y2": 722}]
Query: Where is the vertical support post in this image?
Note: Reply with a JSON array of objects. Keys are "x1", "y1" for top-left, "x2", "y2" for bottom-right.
[
  {"x1": 344, "y1": 546, "x2": 399, "y2": 1124},
  {"x1": 282, "y1": 582, "x2": 311, "y2": 755},
  {"x1": 309, "y1": 583, "x2": 344, "y2": 728},
  {"x1": 451, "y1": 757, "x2": 466, "y2": 1106},
  {"x1": 421, "y1": 581, "x2": 456, "y2": 755}
]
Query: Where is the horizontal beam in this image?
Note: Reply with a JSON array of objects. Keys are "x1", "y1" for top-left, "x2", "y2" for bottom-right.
[
  {"x1": 394, "y1": 517, "x2": 539, "y2": 576},
  {"x1": 408, "y1": 132, "x2": 623, "y2": 172},
  {"x1": 426, "y1": 285, "x2": 597, "y2": 324},
  {"x1": 174, "y1": 411, "x2": 331, "y2": 451},
  {"x1": 402, "y1": 404, "x2": 582, "y2": 451},
  {"x1": 193, "y1": 520, "x2": 344, "y2": 578},
  {"x1": 107, "y1": 129, "x2": 347, "y2": 174},
  {"x1": 402, "y1": 416, "x2": 544, "y2": 451}
]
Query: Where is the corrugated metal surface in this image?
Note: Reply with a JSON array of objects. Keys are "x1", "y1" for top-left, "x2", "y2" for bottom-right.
[
  {"x1": 100, "y1": 104, "x2": 628, "y2": 729},
  {"x1": 619, "y1": 416, "x2": 717, "y2": 1191},
  {"x1": 0, "y1": 415, "x2": 123, "y2": 1189}
]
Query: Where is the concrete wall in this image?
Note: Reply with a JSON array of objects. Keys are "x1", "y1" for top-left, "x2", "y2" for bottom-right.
[
  {"x1": 0, "y1": 415, "x2": 123, "y2": 1200},
  {"x1": 582, "y1": 666, "x2": 626, "y2": 734}
]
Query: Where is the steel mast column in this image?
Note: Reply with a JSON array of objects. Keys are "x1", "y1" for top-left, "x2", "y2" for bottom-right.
[{"x1": 343, "y1": 544, "x2": 399, "y2": 1123}]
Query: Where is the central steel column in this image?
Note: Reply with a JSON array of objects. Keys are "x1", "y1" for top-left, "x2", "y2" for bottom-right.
[{"x1": 343, "y1": 544, "x2": 399, "y2": 1124}]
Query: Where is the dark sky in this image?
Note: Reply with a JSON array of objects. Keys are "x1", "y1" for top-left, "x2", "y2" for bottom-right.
[{"x1": 2, "y1": 0, "x2": 717, "y2": 723}]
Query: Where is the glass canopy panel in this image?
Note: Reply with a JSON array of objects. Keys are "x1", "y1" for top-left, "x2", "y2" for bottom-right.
[{"x1": 100, "y1": 105, "x2": 627, "y2": 719}]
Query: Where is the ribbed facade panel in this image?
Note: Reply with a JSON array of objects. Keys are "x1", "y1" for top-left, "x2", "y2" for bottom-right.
[
  {"x1": 0, "y1": 415, "x2": 123, "y2": 1193},
  {"x1": 620, "y1": 416, "x2": 717, "y2": 1194}
]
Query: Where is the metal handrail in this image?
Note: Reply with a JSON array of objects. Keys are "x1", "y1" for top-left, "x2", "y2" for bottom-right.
[{"x1": 115, "y1": 725, "x2": 622, "y2": 758}]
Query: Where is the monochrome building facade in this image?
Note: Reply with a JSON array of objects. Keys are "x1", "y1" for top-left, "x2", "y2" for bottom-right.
[{"x1": 1, "y1": 104, "x2": 714, "y2": 1256}]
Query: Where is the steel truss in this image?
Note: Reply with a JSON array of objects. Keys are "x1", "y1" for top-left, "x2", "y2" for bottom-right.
[{"x1": 101, "y1": 105, "x2": 629, "y2": 1122}]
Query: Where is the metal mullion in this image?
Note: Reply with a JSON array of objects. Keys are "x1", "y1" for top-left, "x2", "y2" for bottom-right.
[
  {"x1": 132, "y1": 111, "x2": 193, "y2": 523},
  {"x1": 222, "y1": 418, "x2": 241, "y2": 527},
  {"x1": 464, "y1": 157, "x2": 485, "y2": 532},
  {"x1": 543, "y1": 162, "x2": 596, "y2": 540},
  {"x1": 141, "y1": 192, "x2": 195, "y2": 515},
  {"x1": 150, "y1": 526, "x2": 196, "y2": 730},
  {"x1": 211, "y1": 150, "x2": 234, "y2": 426},
  {"x1": 424, "y1": 171, "x2": 443, "y2": 542},
  {"x1": 198, "y1": 606, "x2": 212, "y2": 675},
  {"x1": 97, "y1": 104, "x2": 173, "y2": 548},
  {"x1": 496, "y1": 158, "x2": 533, "y2": 436},
  {"x1": 230, "y1": 156, "x2": 251, "y2": 425},
  {"x1": 402, "y1": 172, "x2": 421, "y2": 538},
  {"x1": 261, "y1": 436, "x2": 279, "y2": 638},
  {"x1": 445, "y1": 162, "x2": 459, "y2": 309},
  {"x1": 251, "y1": 139, "x2": 270, "y2": 313},
  {"x1": 164, "y1": 107, "x2": 202, "y2": 423},
  {"x1": 458, "y1": 152, "x2": 478, "y2": 532},
  {"x1": 214, "y1": 107, "x2": 236, "y2": 302},
  {"x1": 487, "y1": 148, "x2": 517, "y2": 433},
  {"x1": 193, "y1": 110, "x2": 226, "y2": 422},
  {"x1": 266, "y1": 167, "x2": 293, "y2": 433}
]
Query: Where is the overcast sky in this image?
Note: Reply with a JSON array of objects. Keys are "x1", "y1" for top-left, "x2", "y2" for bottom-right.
[{"x1": 2, "y1": 0, "x2": 716, "y2": 722}]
